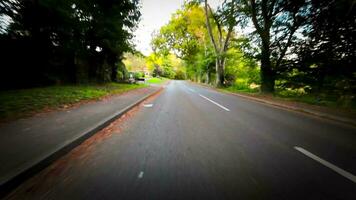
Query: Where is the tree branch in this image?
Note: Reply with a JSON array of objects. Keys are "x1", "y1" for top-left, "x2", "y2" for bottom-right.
[
  {"x1": 249, "y1": 0, "x2": 263, "y2": 36},
  {"x1": 275, "y1": 27, "x2": 297, "y2": 68},
  {"x1": 204, "y1": 0, "x2": 219, "y2": 55},
  {"x1": 222, "y1": 1, "x2": 236, "y2": 53},
  {"x1": 208, "y1": 4, "x2": 223, "y2": 50}
]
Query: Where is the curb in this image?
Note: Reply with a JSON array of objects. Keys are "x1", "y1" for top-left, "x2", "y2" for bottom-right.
[
  {"x1": 189, "y1": 82, "x2": 356, "y2": 127},
  {"x1": 0, "y1": 86, "x2": 163, "y2": 198}
]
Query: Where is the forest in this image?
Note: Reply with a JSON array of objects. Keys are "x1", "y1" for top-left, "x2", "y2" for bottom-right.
[{"x1": 1, "y1": 0, "x2": 355, "y2": 107}]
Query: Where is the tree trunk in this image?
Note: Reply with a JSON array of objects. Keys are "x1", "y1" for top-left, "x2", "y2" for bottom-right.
[
  {"x1": 107, "y1": 53, "x2": 118, "y2": 82},
  {"x1": 260, "y1": 47, "x2": 275, "y2": 93},
  {"x1": 111, "y1": 65, "x2": 117, "y2": 82},
  {"x1": 206, "y1": 71, "x2": 210, "y2": 84},
  {"x1": 216, "y1": 57, "x2": 225, "y2": 87}
]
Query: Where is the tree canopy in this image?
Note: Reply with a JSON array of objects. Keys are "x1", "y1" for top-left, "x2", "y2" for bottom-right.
[
  {"x1": 150, "y1": 0, "x2": 355, "y2": 105},
  {"x1": 0, "y1": 0, "x2": 141, "y2": 89},
  {"x1": 1, "y1": 0, "x2": 354, "y2": 106}
]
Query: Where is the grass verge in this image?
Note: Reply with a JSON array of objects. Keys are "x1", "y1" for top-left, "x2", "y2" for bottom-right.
[
  {"x1": 146, "y1": 77, "x2": 168, "y2": 84},
  {"x1": 222, "y1": 85, "x2": 355, "y2": 110},
  {"x1": 0, "y1": 83, "x2": 147, "y2": 121}
]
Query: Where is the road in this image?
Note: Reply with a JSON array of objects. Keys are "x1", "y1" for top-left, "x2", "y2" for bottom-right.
[{"x1": 5, "y1": 81, "x2": 356, "y2": 200}]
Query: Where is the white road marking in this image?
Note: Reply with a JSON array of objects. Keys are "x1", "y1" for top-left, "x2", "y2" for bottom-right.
[
  {"x1": 183, "y1": 85, "x2": 195, "y2": 93},
  {"x1": 138, "y1": 171, "x2": 144, "y2": 179},
  {"x1": 294, "y1": 146, "x2": 356, "y2": 183},
  {"x1": 143, "y1": 104, "x2": 153, "y2": 108},
  {"x1": 199, "y1": 94, "x2": 230, "y2": 111}
]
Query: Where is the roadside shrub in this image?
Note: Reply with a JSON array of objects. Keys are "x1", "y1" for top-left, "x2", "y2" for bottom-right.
[
  {"x1": 174, "y1": 70, "x2": 186, "y2": 80},
  {"x1": 224, "y1": 73, "x2": 236, "y2": 86},
  {"x1": 134, "y1": 72, "x2": 144, "y2": 79}
]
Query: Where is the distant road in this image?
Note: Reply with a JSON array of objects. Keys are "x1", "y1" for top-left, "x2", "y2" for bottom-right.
[{"x1": 6, "y1": 81, "x2": 356, "y2": 200}]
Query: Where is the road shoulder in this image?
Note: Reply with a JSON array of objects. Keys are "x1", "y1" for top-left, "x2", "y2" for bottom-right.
[
  {"x1": 189, "y1": 81, "x2": 356, "y2": 127},
  {"x1": 0, "y1": 85, "x2": 163, "y2": 198}
]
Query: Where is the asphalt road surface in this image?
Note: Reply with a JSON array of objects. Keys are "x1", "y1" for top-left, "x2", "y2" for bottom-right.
[{"x1": 5, "y1": 81, "x2": 356, "y2": 200}]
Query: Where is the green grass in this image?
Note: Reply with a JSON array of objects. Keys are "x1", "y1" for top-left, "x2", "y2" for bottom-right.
[
  {"x1": 274, "y1": 93, "x2": 355, "y2": 109},
  {"x1": 146, "y1": 77, "x2": 168, "y2": 84},
  {"x1": 222, "y1": 85, "x2": 355, "y2": 109},
  {"x1": 223, "y1": 86, "x2": 259, "y2": 94},
  {"x1": 0, "y1": 83, "x2": 147, "y2": 121}
]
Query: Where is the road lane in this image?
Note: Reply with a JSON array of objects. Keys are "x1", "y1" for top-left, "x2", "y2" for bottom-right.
[
  {"x1": 184, "y1": 81, "x2": 356, "y2": 174},
  {"x1": 198, "y1": 94, "x2": 230, "y2": 111},
  {"x1": 6, "y1": 80, "x2": 356, "y2": 200},
  {"x1": 294, "y1": 146, "x2": 356, "y2": 183}
]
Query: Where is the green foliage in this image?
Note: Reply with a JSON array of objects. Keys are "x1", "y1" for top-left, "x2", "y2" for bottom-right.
[
  {"x1": 123, "y1": 53, "x2": 147, "y2": 72},
  {"x1": 224, "y1": 43, "x2": 260, "y2": 86},
  {"x1": 145, "y1": 52, "x2": 185, "y2": 79},
  {"x1": 117, "y1": 71, "x2": 124, "y2": 81},
  {"x1": 0, "y1": 0, "x2": 141, "y2": 88},
  {"x1": 293, "y1": 0, "x2": 356, "y2": 101},
  {"x1": 151, "y1": 2, "x2": 260, "y2": 87},
  {"x1": 151, "y1": 3, "x2": 206, "y2": 59},
  {"x1": 133, "y1": 72, "x2": 144, "y2": 79},
  {"x1": 152, "y1": 66, "x2": 163, "y2": 77},
  {"x1": 151, "y1": 3, "x2": 213, "y2": 82},
  {"x1": 174, "y1": 70, "x2": 186, "y2": 80},
  {"x1": 224, "y1": 84, "x2": 259, "y2": 93}
]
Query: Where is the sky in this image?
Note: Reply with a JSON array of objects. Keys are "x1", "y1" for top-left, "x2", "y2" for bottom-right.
[{"x1": 134, "y1": 0, "x2": 223, "y2": 56}]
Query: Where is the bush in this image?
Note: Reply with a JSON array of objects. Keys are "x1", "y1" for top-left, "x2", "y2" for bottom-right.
[
  {"x1": 224, "y1": 73, "x2": 236, "y2": 86},
  {"x1": 134, "y1": 72, "x2": 144, "y2": 79},
  {"x1": 152, "y1": 65, "x2": 163, "y2": 77},
  {"x1": 174, "y1": 70, "x2": 186, "y2": 80},
  {"x1": 226, "y1": 79, "x2": 260, "y2": 93}
]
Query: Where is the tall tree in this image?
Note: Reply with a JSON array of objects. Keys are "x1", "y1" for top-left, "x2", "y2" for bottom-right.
[
  {"x1": 0, "y1": 0, "x2": 141, "y2": 88},
  {"x1": 89, "y1": 0, "x2": 141, "y2": 82},
  {"x1": 203, "y1": 0, "x2": 239, "y2": 86},
  {"x1": 297, "y1": 0, "x2": 356, "y2": 94},
  {"x1": 241, "y1": 0, "x2": 309, "y2": 93},
  {"x1": 151, "y1": 3, "x2": 213, "y2": 82}
]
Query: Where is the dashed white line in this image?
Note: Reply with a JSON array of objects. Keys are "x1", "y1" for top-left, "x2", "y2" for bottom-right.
[
  {"x1": 143, "y1": 104, "x2": 153, "y2": 108},
  {"x1": 138, "y1": 171, "x2": 144, "y2": 179},
  {"x1": 183, "y1": 85, "x2": 195, "y2": 93},
  {"x1": 294, "y1": 146, "x2": 356, "y2": 183},
  {"x1": 188, "y1": 88, "x2": 195, "y2": 92},
  {"x1": 199, "y1": 94, "x2": 230, "y2": 111}
]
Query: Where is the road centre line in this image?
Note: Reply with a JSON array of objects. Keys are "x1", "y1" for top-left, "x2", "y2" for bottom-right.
[
  {"x1": 188, "y1": 88, "x2": 195, "y2": 92},
  {"x1": 294, "y1": 146, "x2": 356, "y2": 183},
  {"x1": 138, "y1": 171, "x2": 144, "y2": 179},
  {"x1": 199, "y1": 94, "x2": 230, "y2": 111},
  {"x1": 183, "y1": 85, "x2": 195, "y2": 93}
]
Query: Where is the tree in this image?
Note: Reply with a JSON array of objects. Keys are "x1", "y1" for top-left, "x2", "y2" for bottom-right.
[
  {"x1": 145, "y1": 52, "x2": 184, "y2": 79},
  {"x1": 123, "y1": 53, "x2": 146, "y2": 72},
  {"x1": 297, "y1": 0, "x2": 356, "y2": 94},
  {"x1": 241, "y1": 0, "x2": 309, "y2": 93},
  {"x1": 0, "y1": 0, "x2": 141, "y2": 88},
  {"x1": 151, "y1": 2, "x2": 213, "y2": 82},
  {"x1": 203, "y1": 0, "x2": 240, "y2": 86},
  {"x1": 89, "y1": 0, "x2": 141, "y2": 82}
]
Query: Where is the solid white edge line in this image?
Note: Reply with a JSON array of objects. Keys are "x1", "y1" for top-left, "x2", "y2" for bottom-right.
[
  {"x1": 294, "y1": 146, "x2": 356, "y2": 183},
  {"x1": 199, "y1": 94, "x2": 230, "y2": 111}
]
